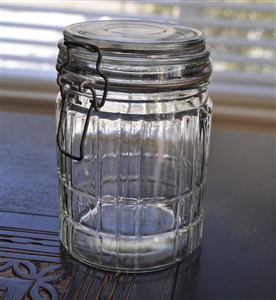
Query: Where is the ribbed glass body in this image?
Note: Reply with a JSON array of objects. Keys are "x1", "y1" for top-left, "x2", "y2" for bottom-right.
[{"x1": 56, "y1": 20, "x2": 212, "y2": 272}]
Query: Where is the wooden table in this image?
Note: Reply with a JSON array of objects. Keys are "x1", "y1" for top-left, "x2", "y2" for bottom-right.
[{"x1": 1, "y1": 112, "x2": 275, "y2": 299}]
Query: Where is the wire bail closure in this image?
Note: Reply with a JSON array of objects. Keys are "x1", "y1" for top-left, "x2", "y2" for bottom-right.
[{"x1": 56, "y1": 41, "x2": 109, "y2": 161}]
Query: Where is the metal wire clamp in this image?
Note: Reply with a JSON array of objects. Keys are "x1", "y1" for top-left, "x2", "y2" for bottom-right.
[{"x1": 56, "y1": 41, "x2": 109, "y2": 161}]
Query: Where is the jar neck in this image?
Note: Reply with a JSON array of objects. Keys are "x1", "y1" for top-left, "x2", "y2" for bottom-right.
[{"x1": 57, "y1": 85, "x2": 211, "y2": 116}]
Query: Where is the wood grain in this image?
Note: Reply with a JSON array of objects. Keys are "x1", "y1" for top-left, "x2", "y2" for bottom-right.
[{"x1": 1, "y1": 112, "x2": 275, "y2": 299}]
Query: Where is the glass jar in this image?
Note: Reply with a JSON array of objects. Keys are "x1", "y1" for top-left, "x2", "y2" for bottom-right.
[{"x1": 56, "y1": 20, "x2": 212, "y2": 272}]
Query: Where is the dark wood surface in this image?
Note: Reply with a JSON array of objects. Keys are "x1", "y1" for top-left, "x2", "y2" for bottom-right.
[{"x1": 1, "y1": 112, "x2": 275, "y2": 300}]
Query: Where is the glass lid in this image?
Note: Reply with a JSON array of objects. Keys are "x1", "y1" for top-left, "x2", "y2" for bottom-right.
[
  {"x1": 63, "y1": 20, "x2": 206, "y2": 52},
  {"x1": 58, "y1": 20, "x2": 212, "y2": 91}
]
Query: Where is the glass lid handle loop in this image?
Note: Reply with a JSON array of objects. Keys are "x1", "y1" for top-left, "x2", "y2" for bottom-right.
[{"x1": 56, "y1": 41, "x2": 109, "y2": 161}]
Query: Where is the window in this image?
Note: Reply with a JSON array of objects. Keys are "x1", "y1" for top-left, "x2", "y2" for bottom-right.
[{"x1": 2, "y1": 1, "x2": 275, "y2": 131}]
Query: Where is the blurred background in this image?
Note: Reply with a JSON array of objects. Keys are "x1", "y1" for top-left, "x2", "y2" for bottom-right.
[{"x1": 2, "y1": 0, "x2": 275, "y2": 132}]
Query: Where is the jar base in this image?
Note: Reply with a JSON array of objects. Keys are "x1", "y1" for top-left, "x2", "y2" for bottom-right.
[{"x1": 59, "y1": 212, "x2": 203, "y2": 273}]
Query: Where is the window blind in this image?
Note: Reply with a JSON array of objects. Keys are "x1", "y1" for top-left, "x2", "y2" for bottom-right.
[{"x1": 2, "y1": 2, "x2": 275, "y2": 131}]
